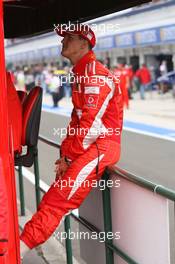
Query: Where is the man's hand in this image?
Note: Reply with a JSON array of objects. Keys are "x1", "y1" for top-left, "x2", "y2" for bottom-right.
[{"x1": 54, "y1": 157, "x2": 70, "y2": 181}]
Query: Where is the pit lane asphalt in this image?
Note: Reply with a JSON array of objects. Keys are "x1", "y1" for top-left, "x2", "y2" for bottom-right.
[
  {"x1": 16, "y1": 110, "x2": 175, "y2": 264},
  {"x1": 38, "y1": 110, "x2": 175, "y2": 188}
]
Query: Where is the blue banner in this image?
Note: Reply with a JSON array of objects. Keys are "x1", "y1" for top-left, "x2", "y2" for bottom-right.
[
  {"x1": 135, "y1": 29, "x2": 159, "y2": 45},
  {"x1": 96, "y1": 36, "x2": 115, "y2": 50},
  {"x1": 115, "y1": 33, "x2": 134, "y2": 47},
  {"x1": 160, "y1": 25, "x2": 175, "y2": 42},
  {"x1": 96, "y1": 24, "x2": 175, "y2": 50}
]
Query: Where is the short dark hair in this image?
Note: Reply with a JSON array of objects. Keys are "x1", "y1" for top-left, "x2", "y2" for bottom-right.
[{"x1": 88, "y1": 42, "x2": 93, "y2": 50}]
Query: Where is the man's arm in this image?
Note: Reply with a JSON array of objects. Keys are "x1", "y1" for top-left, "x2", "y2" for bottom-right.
[{"x1": 60, "y1": 107, "x2": 79, "y2": 158}]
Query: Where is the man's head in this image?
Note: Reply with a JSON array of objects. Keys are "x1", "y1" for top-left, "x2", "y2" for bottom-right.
[
  {"x1": 117, "y1": 63, "x2": 125, "y2": 70},
  {"x1": 55, "y1": 24, "x2": 96, "y2": 64}
]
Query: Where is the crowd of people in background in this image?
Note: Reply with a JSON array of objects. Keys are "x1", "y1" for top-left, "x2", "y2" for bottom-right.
[
  {"x1": 8, "y1": 59, "x2": 173, "y2": 109},
  {"x1": 10, "y1": 63, "x2": 72, "y2": 107}
]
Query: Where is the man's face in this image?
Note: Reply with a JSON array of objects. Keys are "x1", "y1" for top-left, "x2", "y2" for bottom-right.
[
  {"x1": 61, "y1": 33, "x2": 84, "y2": 59},
  {"x1": 118, "y1": 64, "x2": 124, "y2": 70}
]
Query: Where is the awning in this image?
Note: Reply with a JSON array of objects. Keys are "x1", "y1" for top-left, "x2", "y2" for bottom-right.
[{"x1": 3, "y1": 0, "x2": 151, "y2": 38}]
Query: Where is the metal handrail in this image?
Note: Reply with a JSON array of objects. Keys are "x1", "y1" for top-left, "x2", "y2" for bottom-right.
[{"x1": 107, "y1": 167, "x2": 175, "y2": 201}]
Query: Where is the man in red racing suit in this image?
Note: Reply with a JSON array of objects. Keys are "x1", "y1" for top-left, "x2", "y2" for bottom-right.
[{"x1": 20, "y1": 24, "x2": 123, "y2": 257}]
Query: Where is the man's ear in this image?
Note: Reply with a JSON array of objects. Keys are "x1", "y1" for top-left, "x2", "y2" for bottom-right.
[
  {"x1": 80, "y1": 39, "x2": 88, "y2": 50},
  {"x1": 80, "y1": 40, "x2": 85, "y2": 49}
]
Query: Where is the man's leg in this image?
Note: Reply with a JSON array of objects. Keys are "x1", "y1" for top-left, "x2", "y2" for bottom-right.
[
  {"x1": 140, "y1": 84, "x2": 145, "y2": 99},
  {"x1": 20, "y1": 140, "x2": 120, "y2": 250},
  {"x1": 52, "y1": 92, "x2": 57, "y2": 107}
]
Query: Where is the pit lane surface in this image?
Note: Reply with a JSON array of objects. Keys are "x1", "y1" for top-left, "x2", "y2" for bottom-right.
[{"x1": 38, "y1": 110, "x2": 175, "y2": 188}]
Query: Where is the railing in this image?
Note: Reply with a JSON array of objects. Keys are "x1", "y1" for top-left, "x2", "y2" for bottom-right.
[{"x1": 17, "y1": 135, "x2": 175, "y2": 264}]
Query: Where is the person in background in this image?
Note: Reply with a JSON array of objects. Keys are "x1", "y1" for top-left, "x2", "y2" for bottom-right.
[
  {"x1": 49, "y1": 70, "x2": 62, "y2": 107},
  {"x1": 24, "y1": 68, "x2": 35, "y2": 92},
  {"x1": 114, "y1": 63, "x2": 129, "y2": 109},
  {"x1": 15, "y1": 67, "x2": 26, "y2": 91},
  {"x1": 63, "y1": 66, "x2": 72, "y2": 98},
  {"x1": 125, "y1": 64, "x2": 134, "y2": 100},
  {"x1": 135, "y1": 63, "x2": 151, "y2": 100},
  {"x1": 159, "y1": 60, "x2": 167, "y2": 76}
]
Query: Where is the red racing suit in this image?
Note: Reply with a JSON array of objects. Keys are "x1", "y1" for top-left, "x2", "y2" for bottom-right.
[
  {"x1": 20, "y1": 50, "x2": 123, "y2": 249},
  {"x1": 0, "y1": 158, "x2": 8, "y2": 256}
]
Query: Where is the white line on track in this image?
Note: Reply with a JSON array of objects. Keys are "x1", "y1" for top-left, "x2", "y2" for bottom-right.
[
  {"x1": 42, "y1": 108, "x2": 70, "y2": 117},
  {"x1": 22, "y1": 167, "x2": 50, "y2": 192},
  {"x1": 42, "y1": 107, "x2": 175, "y2": 143},
  {"x1": 21, "y1": 167, "x2": 79, "y2": 216},
  {"x1": 124, "y1": 126, "x2": 175, "y2": 142}
]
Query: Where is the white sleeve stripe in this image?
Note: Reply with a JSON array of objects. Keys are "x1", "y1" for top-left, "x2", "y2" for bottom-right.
[
  {"x1": 83, "y1": 76, "x2": 115, "y2": 149},
  {"x1": 84, "y1": 86, "x2": 100, "y2": 94},
  {"x1": 94, "y1": 75, "x2": 115, "y2": 92}
]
